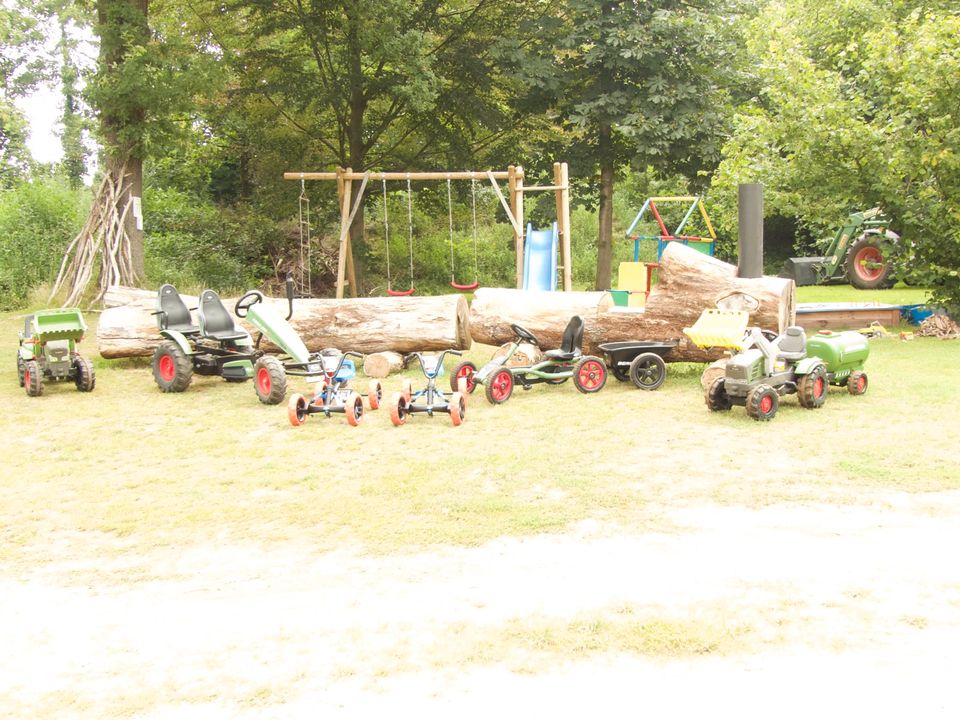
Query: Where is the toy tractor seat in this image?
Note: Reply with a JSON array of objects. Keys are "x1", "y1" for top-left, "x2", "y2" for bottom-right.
[
  {"x1": 544, "y1": 315, "x2": 585, "y2": 361},
  {"x1": 156, "y1": 284, "x2": 200, "y2": 335},
  {"x1": 775, "y1": 326, "x2": 807, "y2": 361},
  {"x1": 198, "y1": 290, "x2": 249, "y2": 342}
]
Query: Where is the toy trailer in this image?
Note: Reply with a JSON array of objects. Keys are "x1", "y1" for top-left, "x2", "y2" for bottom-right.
[{"x1": 18, "y1": 308, "x2": 95, "y2": 396}]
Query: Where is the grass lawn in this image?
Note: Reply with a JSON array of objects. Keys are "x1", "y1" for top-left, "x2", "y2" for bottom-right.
[{"x1": 2, "y1": 286, "x2": 959, "y2": 717}]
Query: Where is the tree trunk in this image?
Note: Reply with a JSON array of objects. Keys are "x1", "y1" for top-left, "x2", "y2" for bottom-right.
[
  {"x1": 363, "y1": 351, "x2": 405, "y2": 378},
  {"x1": 595, "y1": 124, "x2": 614, "y2": 291},
  {"x1": 96, "y1": 287, "x2": 471, "y2": 358}
]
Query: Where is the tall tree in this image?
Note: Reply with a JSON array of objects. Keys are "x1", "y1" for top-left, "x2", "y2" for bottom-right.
[{"x1": 0, "y1": 1, "x2": 46, "y2": 184}]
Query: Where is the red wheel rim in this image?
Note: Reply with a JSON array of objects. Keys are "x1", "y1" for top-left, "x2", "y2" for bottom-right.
[
  {"x1": 814, "y1": 376, "x2": 824, "y2": 398},
  {"x1": 491, "y1": 370, "x2": 512, "y2": 401},
  {"x1": 257, "y1": 366, "x2": 271, "y2": 395},
  {"x1": 857, "y1": 375, "x2": 866, "y2": 392},
  {"x1": 760, "y1": 394, "x2": 773, "y2": 414},
  {"x1": 159, "y1": 354, "x2": 175, "y2": 382},
  {"x1": 456, "y1": 365, "x2": 475, "y2": 392},
  {"x1": 854, "y1": 246, "x2": 885, "y2": 281},
  {"x1": 24, "y1": 368, "x2": 30, "y2": 387},
  {"x1": 577, "y1": 360, "x2": 603, "y2": 390}
]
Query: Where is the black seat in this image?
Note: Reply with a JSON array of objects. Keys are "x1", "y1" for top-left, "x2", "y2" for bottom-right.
[
  {"x1": 544, "y1": 315, "x2": 584, "y2": 361},
  {"x1": 156, "y1": 284, "x2": 200, "y2": 335},
  {"x1": 198, "y1": 290, "x2": 249, "y2": 342},
  {"x1": 776, "y1": 326, "x2": 807, "y2": 361}
]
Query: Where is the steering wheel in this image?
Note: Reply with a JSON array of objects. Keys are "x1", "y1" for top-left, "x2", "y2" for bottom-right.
[
  {"x1": 234, "y1": 291, "x2": 265, "y2": 318},
  {"x1": 510, "y1": 323, "x2": 539, "y2": 346}
]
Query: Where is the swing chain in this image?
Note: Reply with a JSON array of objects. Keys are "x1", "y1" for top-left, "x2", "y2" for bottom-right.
[{"x1": 381, "y1": 178, "x2": 392, "y2": 290}]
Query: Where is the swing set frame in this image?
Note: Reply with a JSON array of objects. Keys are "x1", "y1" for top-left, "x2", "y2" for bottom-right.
[{"x1": 283, "y1": 163, "x2": 573, "y2": 298}]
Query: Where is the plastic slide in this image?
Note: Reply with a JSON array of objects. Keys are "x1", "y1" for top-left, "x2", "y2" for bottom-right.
[{"x1": 522, "y1": 222, "x2": 559, "y2": 291}]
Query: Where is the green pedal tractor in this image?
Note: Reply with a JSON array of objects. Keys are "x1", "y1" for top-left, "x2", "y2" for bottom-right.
[{"x1": 18, "y1": 309, "x2": 95, "y2": 396}]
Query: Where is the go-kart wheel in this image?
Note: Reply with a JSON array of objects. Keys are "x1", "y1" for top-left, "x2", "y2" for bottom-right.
[
  {"x1": 847, "y1": 370, "x2": 868, "y2": 396},
  {"x1": 152, "y1": 340, "x2": 193, "y2": 392},
  {"x1": 288, "y1": 393, "x2": 308, "y2": 426},
  {"x1": 73, "y1": 355, "x2": 96, "y2": 392},
  {"x1": 17, "y1": 355, "x2": 25, "y2": 387},
  {"x1": 345, "y1": 391, "x2": 364, "y2": 426},
  {"x1": 628, "y1": 352, "x2": 666, "y2": 391},
  {"x1": 234, "y1": 290, "x2": 264, "y2": 317},
  {"x1": 389, "y1": 392, "x2": 408, "y2": 426},
  {"x1": 705, "y1": 377, "x2": 732, "y2": 412},
  {"x1": 485, "y1": 367, "x2": 513, "y2": 404},
  {"x1": 611, "y1": 365, "x2": 629, "y2": 382},
  {"x1": 573, "y1": 356, "x2": 606, "y2": 394},
  {"x1": 544, "y1": 365, "x2": 571, "y2": 384},
  {"x1": 797, "y1": 365, "x2": 828, "y2": 409},
  {"x1": 368, "y1": 379, "x2": 383, "y2": 410},
  {"x1": 24, "y1": 360, "x2": 43, "y2": 397},
  {"x1": 254, "y1": 355, "x2": 287, "y2": 405},
  {"x1": 401, "y1": 378, "x2": 413, "y2": 403},
  {"x1": 451, "y1": 361, "x2": 478, "y2": 394},
  {"x1": 449, "y1": 391, "x2": 466, "y2": 426},
  {"x1": 746, "y1": 384, "x2": 778, "y2": 421}
]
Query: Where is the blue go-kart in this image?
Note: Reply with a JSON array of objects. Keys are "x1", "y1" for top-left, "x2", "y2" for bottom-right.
[
  {"x1": 287, "y1": 349, "x2": 382, "y2": 427},
  {"x1": 389, "y1": 349, "x2": 467, "y2": 426}
]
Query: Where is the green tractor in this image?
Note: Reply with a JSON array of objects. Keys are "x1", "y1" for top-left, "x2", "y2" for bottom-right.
[
  {"x1": 17, "y1": 309, "x2": 96, "y2": 396},
  {"x1": 781, "y1": 207, "x2": 899, "y2": 289}
]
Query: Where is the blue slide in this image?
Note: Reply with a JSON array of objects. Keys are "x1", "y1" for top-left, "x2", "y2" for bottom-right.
[{"x1": 522, "y1": 222, "x2": 559, "y2": 291}]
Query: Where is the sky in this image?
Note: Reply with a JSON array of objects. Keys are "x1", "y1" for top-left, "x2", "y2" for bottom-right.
[{"x1": 16, "y1": 87, "x2": 65, "y2": 165}]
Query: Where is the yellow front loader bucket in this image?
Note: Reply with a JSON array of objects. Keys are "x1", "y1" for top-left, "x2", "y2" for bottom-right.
[{"x1": 683, "y1": 309, "x2": 749, "y2": 349}]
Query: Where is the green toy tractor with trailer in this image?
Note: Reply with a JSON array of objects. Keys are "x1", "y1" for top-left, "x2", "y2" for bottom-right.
[
  {"x1": 17, "y1": 308, "x2": 95, "y2": 396},
  {"x1": 781, "y1": 207, "x2": 900, "y2": 289}
]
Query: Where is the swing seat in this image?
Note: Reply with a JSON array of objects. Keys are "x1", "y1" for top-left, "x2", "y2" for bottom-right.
[
  {"x1": 387, "y1": 287, "x2": 416, "y2": 297},
  {"x1": 450, "y1": 280, "x2": 480, "y2": 292}
]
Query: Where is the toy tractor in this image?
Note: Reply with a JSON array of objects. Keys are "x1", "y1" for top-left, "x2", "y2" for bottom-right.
[{"x1": 17, "y1": 309, "x2": 95, "y2": 396}]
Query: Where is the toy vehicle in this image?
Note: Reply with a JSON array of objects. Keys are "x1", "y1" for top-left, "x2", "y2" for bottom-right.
[
  {"x1": 451, "y1": 316, "x2": 607, "y2": 404},
  {"x1": 781, "y1": 208, "x2": 900, "y2": 289},
  {"x1": 389, "y1": 349, "x2": 466, "y2": 426},
  {"x1": 597, "y1": 340, "x2": 678, "y2": 390},
  {"x1": 704, "y1": 326, "x2": 869, "y2": 421},
  {"x1": 17, "y1": 308, "x2": 95, "y2": 396},
  {"x1": 287, "y1": 349, "x2": 382, "y2": 427}
]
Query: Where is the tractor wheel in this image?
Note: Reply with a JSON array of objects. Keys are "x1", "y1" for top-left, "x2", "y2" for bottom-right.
[
  {"x1": 449, "y1": 391, "x2": 466, "y2": 426},
  {"x1": 73, "y1": 356, "x2": 96, "y2": 392},
  {"x1": 24, "y1": 360, "x2": 43, "y2": 397},
  {"x1": 389, "y1": 392, "x2": 408, "y2": 426},
  {"x1": 345, "y1": 391, "x2": 364, "y2": 426},
  {"x1": 846, "y1": 236, "x2": 894, "y2": 290},
  {"x1": 254, "y1": 355, "x2": 287, "y2": 405},
  {"x1": 847, "y1": 370, "x2": 868, "y2": 396},
  {"x1": 705, "y1": 377, "x2": 732, "y2": 412},
  {"x1": 628, "y1": 352, "x2": 666, "y2": 391},
  {"x1": 368, "y1": 379, "x2": 383, "y2": 410},
  {"x1": 17, "y1": 355, "x2": 25, "y2": 387},
  {"x1": 152, "y1": 341, "x2": 193, "y2": 392},
  {"x1": 573, "y1": 356, "x2": 607, "y2": 394},
  {"x1": 485, "y1": 367, "x2": 514, "y2": 404},
  {"x1": 746, "y1": 384, "x2": 779, "y2": 421},
  {"x1": 401, "y1": 378, "x2": 413, "y2": 403},
  {"x1": 797, "y1": 365, "x2": 828, "y2": 409},
  {"x1": 451, "y1": 361, "x2": 477, "y2": 394},
  {"x1": 288, "y1": 393, "x2": 308, "y2": 426}
]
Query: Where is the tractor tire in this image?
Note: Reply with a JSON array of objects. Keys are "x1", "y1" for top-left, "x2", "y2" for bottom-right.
[
  {"x1": 797, "y1": 365, "x2": 828, "y2": 409},
  {"x1": 705, "y1": 377, "x2": 732, "y2": 412},
  {"x1": 17, "y1": 355, "x2": 25, "y2": 387},
  {"x1": 73, "y1": 356, "x2": 96, "y2": 392},
  {"x1": 746, "y1": 384, "x2": 779, "y2": 421},
  {"x1": 485, "y1": 367, "x2": 514, "y2": 404},
  {"x1": 254, "y1": 355, "x2": 287, "y2": 405},
  {"x1": 24, "y1": 360, "x2": 43, "y2": 397},
  {"x1": 152, "y1": 341, "x2": 193, "y2": 393},
  {"x1": 846, "y1": 235, "x2": 895, "y2": 290},
  {"x1": 450, "y1": 361, "x2": 477, "y2": 394},
  {"x1": 573, "y1": 356, "x2": 607, "y2": 394},
  {"x1": 847, "y1": 370, "x2": 868, "y2": 396},
  {"x1": 628, "y1": 352, "x2": 666, "y2": 391}
]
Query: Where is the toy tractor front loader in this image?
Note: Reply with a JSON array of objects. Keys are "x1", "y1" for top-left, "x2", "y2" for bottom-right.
[{"x1": 18, "y1": 309, "x2": 95, "y2": 396}]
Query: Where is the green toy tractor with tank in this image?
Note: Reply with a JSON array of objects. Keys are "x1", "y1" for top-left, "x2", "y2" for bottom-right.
[{"x1": 17, "y1": 309, "x2": 95, "y2": 396}]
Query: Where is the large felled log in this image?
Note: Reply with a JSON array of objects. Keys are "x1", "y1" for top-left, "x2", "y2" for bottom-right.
[
  {"x1": 469, "y1": 243, "x2": 795, "y2": 362},
  {"x1": 363, "y1": 351, "x2": 404, "y2": 378},
  {"x1": 97, "y1": 286, "x2": 471, "y2": 359}
]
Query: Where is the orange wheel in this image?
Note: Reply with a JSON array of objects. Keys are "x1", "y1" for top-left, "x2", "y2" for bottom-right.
[
  {"x1": 368, "y1": 379, "x2": 382, "y2": 410},
  {"x1": 345, "y1": 391, "x2": 363, "y2": 426},
  {"x1": 288, "y1": 393, "x2": 308, "y2": 426},
  {"x1": 401, "y1": 378, "x2": 413, "y2": 403},
  {"x1": 449, "y1": 391, "x2": 465, "y2": 426},
  {"x1": 389, "y1": 392, "x2": 408, "y2": 426}
]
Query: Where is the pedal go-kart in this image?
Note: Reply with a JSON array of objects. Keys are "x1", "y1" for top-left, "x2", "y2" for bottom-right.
[
  {"x1": 451, "y1": 316, "x2": 607, "y2": 404},
  {"x1": 390, "y1": 349, "x2": 467, "y2": 426},
  {"x1": 287, "y1": 349, "x2": 382, "y2": 427},
  {"x1": 18, "y1": 308, "x2": 95, "y2": 396}
]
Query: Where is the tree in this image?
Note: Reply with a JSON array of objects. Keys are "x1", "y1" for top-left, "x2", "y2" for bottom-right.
[{"x1": 0, "y1": 1, "x2": 46, "y2": 184}]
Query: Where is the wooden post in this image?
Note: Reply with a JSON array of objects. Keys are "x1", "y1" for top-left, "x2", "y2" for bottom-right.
[
  {"x1": 509, "y1": 165, "x2": 524, "y2": 288},
  {"x1": 555, "y1": 162, "x2": 573, "y2": 291},
  {"x1": 335, "y1": 167, "x2": 351, "y2": 299}
]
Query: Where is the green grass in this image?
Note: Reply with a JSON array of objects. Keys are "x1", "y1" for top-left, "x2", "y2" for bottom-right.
[{"x1": 795, "y1": 282, "x2": 931, "y2": 305}]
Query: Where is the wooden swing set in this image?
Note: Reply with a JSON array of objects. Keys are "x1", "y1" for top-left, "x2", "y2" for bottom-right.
[{"x1": 283, "y1": 163, "x2": 572, "y2": 298}]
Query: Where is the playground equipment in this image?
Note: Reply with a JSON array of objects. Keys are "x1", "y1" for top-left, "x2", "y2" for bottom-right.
[
  {"x1": 597, "y1": 340, "x2": 678, "y2": 390},
  {"x1": 389, "y1": 349, "x2": 467, "y2": 426},
  {"x1": 18, "y1": 308, "x2": 95, "y2": 396},
  {"x1": 522, "y1": 222, "x2": 558, "y2": 291},
  {"x1": 284, "y1": 163, "x2": 573, "y2": 297},
  {"x1": 287, "y1": 349, "x2": 382, "y2": 427},
  {"x1": 447, "y1": 178, "x2": 480, "y2": 291},
  {"x1": 625, "y1": 196, "x2": 717, "y2": 262},
  {"x1": 780, "y1": 208, "x2": 900, "y2": 289}
]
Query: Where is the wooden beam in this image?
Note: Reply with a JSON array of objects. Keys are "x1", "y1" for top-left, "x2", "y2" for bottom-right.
[
  {"x1": 284, "y1": 170, "x2": 519, "y2": 182},
  {"x1": 557, "y1": 162, "x2": 573, "y2": 292}
]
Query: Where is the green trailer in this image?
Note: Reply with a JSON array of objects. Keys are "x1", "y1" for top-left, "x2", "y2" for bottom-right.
[{"x1": 17, "y1": 308, "x2": 96, "y2": 396}]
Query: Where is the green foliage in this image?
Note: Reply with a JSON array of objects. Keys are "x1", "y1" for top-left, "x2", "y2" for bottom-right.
[{"x1": 0, "y1": 176, "x2": 89, "y2": 309}]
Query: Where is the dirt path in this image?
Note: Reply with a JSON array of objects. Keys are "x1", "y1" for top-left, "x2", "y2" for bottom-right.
[{"x1": 4, "y1": 492, "x2": 960, "y2": 718}]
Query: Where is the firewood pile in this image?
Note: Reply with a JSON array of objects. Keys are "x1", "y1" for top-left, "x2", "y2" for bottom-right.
[{"x1": 917, "y1": 314, "x2": 960, "y2": 339}]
